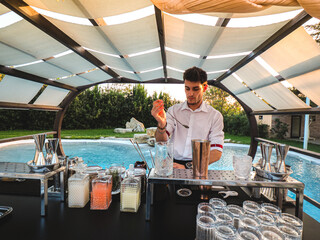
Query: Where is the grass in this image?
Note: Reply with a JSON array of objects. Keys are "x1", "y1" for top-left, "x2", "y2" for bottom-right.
[{"x1": 1, "y1": 129, "x2": 320, "y2": 153}]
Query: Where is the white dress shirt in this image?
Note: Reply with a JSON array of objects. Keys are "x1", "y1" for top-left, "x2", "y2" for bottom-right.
[{"x1": 166, "y1": 101, "x2": 224, "y2": 161}]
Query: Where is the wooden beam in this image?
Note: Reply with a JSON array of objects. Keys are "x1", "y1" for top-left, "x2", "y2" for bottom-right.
[
  {"x1": 0, "y1": 131, "x2": 57, "y2": 144},
  {"x1": 215, "y1": 11, "x2": 311, "y2": 83},
  {"x1": 0, "y1": 65, "x2": 78, "y2": 92},
  {"x1": 154, "y1": 6, "x2": 168, "y2": 81},
  {"x1": 0, "y1": 101, "x2": 62, "y2": 111},
  {"x1": 1, "y1": 0, "x2": 120, "y2": 79},
  {"x1": 251, "y1": 107, "x2": 320, "y2": 115}
]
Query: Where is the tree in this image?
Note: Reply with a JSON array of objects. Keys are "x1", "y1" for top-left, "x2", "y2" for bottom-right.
[{"x1": 203, "y1": 86, "x2": 243, "y2": 116}]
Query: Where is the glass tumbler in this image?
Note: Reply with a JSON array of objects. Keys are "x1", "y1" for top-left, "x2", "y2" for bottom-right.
[
  {"x1": 233, "y1": 155, "x2": 252, "y2": 179},
  {"x1": 255, "y1": 210, "x2": 276, "y2": 227},
  {"x1": 261, "y1": 203, "x2": 282, "y2": 221},
  {"x1": 214, "y1": 222, "x2": 237, "y2": 240},
  {"x1": 155, "y1": 141, "x2": 173, "y2": 176},
  {"x1": 277, "y1": 223, "x2": 302, "y2": 240},
  {"x1": 215, "y1": 209, "x2": 234, "y2": 225},
  {"x1": 243, "y1": 201, "x2": 261, "y2": 216},
  {"x1": 209, "y1": 198, "x2": 227, "y2": 210},
  {"x1": 226, "y1": 204, "x2": 244, "y2": 229},
  {"x1": 260, "y1": 226, "x2": 285, "y2": 240},
  {"x1": 196, "y1": 212, "x2": 216, "y2": 240},
  {"x1": 278, "y1": 213, "x2": 303, "y2": 234},
  {"x1": 237, "y1": 226, "x2": 262, "y2": 240},
  {"x1": 198, "y1": 202, "x2": 215, "y2": 214},
  {"x1": 239, "y1": 213, "x2": 261, "y2": 230}
]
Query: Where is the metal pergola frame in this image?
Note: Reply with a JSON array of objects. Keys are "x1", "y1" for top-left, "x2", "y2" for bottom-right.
[{"x1": 1, "y1": 0, "x2": 320, "y2": 160}]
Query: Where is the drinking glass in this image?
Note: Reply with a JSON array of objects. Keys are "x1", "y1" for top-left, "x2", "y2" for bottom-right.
[
  {"x1": 260, "y1": 226, "x2": 285, "y2": 240},
  {"x1": 240, "y1": 213, "x2": 261, "y2": 230},
  {"x1": 243, "y1": 201, "x2": 261, "y2": 216},
  {"x1": 278, "y1": 213, "x2": 303, "y2": 234},
  {"x1": 237, "y1": 226, "x2": 262, "y2": 240},
  {"x1": 233, "y1": 155, "x2": 252, "y2": 179},
  {"x1": 198, "y1": 202, "x2": 215, "y2": 214},
  {"x1": 255, "y1": 210, "x2": 276, "y2": 227},
  {"x1": 277, "y1": 223, "x2": 302, "y2": 240},
  {"x1": 209, "y1": 198, "x2": 227, "y2": 210},
  {"x1": 215, "y1": 209, "x2": 234, "y2": 225},
  {"x1": 155, "y1": 141, "x2": 173, "y2": 176},
  {"x1": 227, "y1": 204, "x2": 244, "y2": 229},
  {"x1": 261, "y1": 203, "x2": 282, "y2": 221},
  {"x1": 196, "y1": 212, "x2": 216, "y2": 240},
  {"x1": 214, "y1": 222, "x2": 237, "y2": 240}
]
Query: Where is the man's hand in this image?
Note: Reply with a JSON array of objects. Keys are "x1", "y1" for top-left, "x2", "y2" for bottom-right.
[
  {"x1": 151, "y1": 99, "x2": 166, "y2": 128},
  {"x1": 173, "y1": 162, "x2": 185, "y2": 169}
]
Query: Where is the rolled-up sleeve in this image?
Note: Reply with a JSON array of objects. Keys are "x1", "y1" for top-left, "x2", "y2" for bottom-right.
[{"x1": 209, "y1": 112, "x2": 224, "y2": 152}]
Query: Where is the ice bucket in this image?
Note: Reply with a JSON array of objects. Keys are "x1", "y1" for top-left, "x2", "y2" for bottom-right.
[{"x1": 192, "y1": 139, "x2": 210, "y2": 179}]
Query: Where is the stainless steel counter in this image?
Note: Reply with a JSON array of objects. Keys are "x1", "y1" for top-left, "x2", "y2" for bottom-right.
[
  {"x1": 146, "y1": 168, "x2": 304, "y2": 220},
  {"x1": 0, "y1": 162, "x2": 65, "y2": 216}
]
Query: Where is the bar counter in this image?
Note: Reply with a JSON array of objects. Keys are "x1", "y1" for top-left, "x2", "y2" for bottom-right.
[{"x1": 0, "y1": 179, "x2": 319, "y2": 240}]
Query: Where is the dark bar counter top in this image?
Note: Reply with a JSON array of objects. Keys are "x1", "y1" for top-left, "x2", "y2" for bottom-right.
[{"x1": 0, "y1": 181, "x2": 319, "y2": 240}]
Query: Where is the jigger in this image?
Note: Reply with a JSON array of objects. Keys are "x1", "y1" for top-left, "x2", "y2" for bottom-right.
[
  {"x1": 258, "y1": 142, "x2": 265, "y2": 168},
  {"x1": 276, "y1": 144, "x2": 290, "y2": 173},
  {"x1": 33, "y1": 134, "x2": 46, "y2": 166},
  {"x1": 262, "y1": 143, "x2": 273, "y2": 172},
  {"x1": 48, "y1": 138, "x2": 59, "y2": 164}
]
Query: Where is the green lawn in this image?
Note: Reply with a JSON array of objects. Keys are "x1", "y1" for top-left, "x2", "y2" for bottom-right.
[{"x1": 1, "y1": 129, "x2": 320, "y2": 153}]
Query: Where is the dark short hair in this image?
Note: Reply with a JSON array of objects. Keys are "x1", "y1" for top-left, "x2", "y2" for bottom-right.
[{"x1": 183, "y1": 66, "x2": 207, "y2": 84}]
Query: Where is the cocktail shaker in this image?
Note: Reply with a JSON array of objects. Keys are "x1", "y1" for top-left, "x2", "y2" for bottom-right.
[{"x1": 192, "y1": 139, "x2": 210, "y2": 179}]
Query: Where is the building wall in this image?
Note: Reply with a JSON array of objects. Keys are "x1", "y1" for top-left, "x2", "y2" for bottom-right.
[{"x1": 271, "y1": 115, "x2": 320, "y2": 139}]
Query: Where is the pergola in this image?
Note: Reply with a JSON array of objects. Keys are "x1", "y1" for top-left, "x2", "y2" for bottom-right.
[{"x1": 0, "y1": 0, "x2": 320, "y2": 159}]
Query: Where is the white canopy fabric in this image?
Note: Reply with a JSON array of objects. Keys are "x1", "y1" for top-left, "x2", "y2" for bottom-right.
[{"x1": 0, "y1": 0, "x2": 319, "y2": 112}]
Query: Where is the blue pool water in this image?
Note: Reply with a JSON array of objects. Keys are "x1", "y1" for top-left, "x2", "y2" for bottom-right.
[{"x1": 1, "y1": 139, "x2": 320, "y2": 222}]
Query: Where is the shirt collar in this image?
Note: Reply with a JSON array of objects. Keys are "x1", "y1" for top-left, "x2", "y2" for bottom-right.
[{"x1": 181, "y1": 101, "x2": 208, "y2": 113}]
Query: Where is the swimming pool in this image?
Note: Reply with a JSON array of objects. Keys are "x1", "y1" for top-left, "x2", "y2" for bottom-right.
[{"x1": 1, "y1": 139, "x2": 319, "y2": 222}]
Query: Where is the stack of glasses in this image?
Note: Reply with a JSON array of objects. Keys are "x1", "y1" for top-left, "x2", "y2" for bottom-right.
[{"x1": 196, "y1": 198, "x2": 303, "y2": 240}]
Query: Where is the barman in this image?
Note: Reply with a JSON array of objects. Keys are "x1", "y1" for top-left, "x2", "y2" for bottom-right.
[{"x1": 151, "y1": 66, "x2": 224, "y2": 169}]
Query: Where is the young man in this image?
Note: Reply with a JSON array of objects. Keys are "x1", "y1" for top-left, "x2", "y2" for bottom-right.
[{"x1": 151, "y1": 66, "x2": 224, "y2": 169}]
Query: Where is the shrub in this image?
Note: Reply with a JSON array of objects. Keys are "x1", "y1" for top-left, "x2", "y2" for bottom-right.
[
  {"x1": 257, "y1": 123, "x2": 269, "y2": 138},
  {"x1": 223, "y1": 113, "x2": 250, "y2": 136},
  {"x1": 271, "y1": 118, "x2": 288, "y2": 139}
]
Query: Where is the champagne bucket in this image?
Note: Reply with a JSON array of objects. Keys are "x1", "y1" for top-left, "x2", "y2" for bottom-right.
[{"x1": 192, "y1": 139, "x2": 210, "y2": 179}]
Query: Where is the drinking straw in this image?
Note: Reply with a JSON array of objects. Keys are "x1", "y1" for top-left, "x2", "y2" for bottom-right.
[{"x1": 129, "y1": 139, "x2": 150, "y2": 171}]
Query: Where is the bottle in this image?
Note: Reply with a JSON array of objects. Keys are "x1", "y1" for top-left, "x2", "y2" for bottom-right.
[
  {"x1": 90, "y1": 172, "x2": 112, "y2": 210},
  {"x1": 68, "y1": 162, "x2": 90, "y2": 208},
  {"x1": 120, "y1": 164, "x2": 141, "y2": 213}
]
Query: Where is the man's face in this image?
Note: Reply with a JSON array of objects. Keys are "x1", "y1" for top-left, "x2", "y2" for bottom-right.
[{"x1": 184, "y1": 80, "x2": 206, "y2": 106}]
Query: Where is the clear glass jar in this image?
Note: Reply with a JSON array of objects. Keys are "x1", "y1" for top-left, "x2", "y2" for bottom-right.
[
  {"x1": 120, "y1": 164, "x2": 141, "y2": 213},
  {"x1": 108, "y1": 164, "x2": 122, "y2": 194},
  {"x1": 68, "y1": 163, "x2": 89, "y2": 208},
  {"x1": 90, "y1": 172, "x2": 112, "y2": 210}
]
